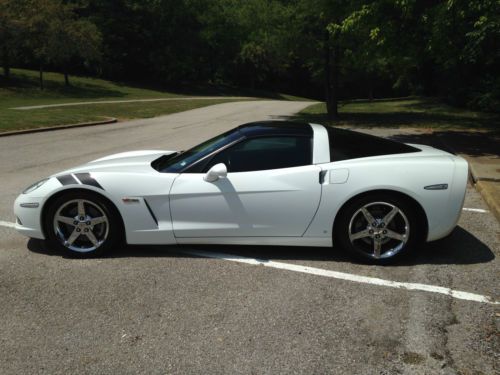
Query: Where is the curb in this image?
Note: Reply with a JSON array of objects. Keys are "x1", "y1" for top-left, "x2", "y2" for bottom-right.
[
  {"x1": 475, "y1": 181, "x2": 500, "y2": 223},
  {"x1": 468, "y1": 161, "x2": 500, "y2": 183},
  {"x1": 465, "y1": 159, "x2": 500, "y2": 223},
  {"x1": 0, "y1": 117, "x2": 118, "y2": 137}
]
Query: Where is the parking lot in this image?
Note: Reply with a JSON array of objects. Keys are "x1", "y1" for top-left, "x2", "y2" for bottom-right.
[{"x1": 0, "y1": 101, "x2": 498, "y2": 374}]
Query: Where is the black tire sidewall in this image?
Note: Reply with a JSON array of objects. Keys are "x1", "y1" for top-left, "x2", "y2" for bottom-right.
[
  {"x1": 335, "y1": 193, "x2": 420, "y2": 264},
  {"x1": 44, "y1": 191, "x2": 121, "y2": 257}
]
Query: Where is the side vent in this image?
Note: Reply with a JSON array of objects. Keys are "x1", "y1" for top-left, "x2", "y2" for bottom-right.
[{"x1": 143, "y1": 199, "x2": 158, "y2": 227}]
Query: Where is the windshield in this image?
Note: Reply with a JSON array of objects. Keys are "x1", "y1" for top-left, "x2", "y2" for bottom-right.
[{"x1": 153, "y1": 128, "x2": 242, "y2": 173}]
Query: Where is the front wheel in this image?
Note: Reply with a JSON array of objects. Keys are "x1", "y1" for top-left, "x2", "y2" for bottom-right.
[
  {"x1": 44, "y1": 191, "x2": 121, "y2": 257},
  {"x1": 335, "y1": 193, "x2": 420, "y2": 263}
]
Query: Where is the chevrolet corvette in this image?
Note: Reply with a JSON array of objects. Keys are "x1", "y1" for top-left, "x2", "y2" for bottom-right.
[{"x1": 14, "y1": 121, "x2": 468, "y2": 263}]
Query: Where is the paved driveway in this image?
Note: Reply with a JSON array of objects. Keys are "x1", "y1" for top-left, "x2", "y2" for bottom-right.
[{"x1": 0, "y1": 101, "x2": 498, "y2": 374}]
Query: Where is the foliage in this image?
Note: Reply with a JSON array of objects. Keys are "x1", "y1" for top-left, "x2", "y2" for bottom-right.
[
  {"x1": 1, "y1": 0, "x2": 498, "y2": 112},
  {"x1": 1, "y1": 0, "x2": 101, "y2": 87}
]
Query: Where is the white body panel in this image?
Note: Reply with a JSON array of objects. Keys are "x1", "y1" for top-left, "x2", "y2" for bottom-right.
[
  {"x1": 170, "y1": 165, "x2": 322, "y2": 237},
  {"x1": 14, "y1": 124, "x2": 468, "y2": 249}
]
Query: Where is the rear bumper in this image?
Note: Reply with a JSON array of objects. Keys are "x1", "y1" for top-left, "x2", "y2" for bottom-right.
[{"x1": 426, "y1": 156, "x2": 468, "y2": 241}]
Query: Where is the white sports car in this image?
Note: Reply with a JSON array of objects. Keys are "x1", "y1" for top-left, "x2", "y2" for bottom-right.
[{"x1": 14, "y1": 121, "x2": 468, "y2": 263}]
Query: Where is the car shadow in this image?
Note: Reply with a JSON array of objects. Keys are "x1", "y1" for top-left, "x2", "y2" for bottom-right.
[{"x1": 27, "y1": 226, "x2": 494, "y2": 266}]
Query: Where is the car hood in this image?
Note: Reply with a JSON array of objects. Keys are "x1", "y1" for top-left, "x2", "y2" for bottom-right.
[{"x1": 53, "y1": 150, "x2": 177, "y2": 176}]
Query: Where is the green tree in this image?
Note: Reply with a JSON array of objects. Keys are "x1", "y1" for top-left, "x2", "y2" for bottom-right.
[
  {"x1": 23, "y1": 0, "x2": 101, "y2": 89},
  {"x1": 0, "y1": 0, "x2": 24, "y2": 79},
  {"x1": 47, "y1": 7, "x2": 102, "y2": 86},
  {"x1": 292, "y1": 0, "x2": 369, "y2": 118},
  {"x1": 427, "y1": 0, "x2": 500, "y2": 110}
]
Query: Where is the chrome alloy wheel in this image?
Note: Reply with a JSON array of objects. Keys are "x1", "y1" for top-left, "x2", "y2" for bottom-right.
[
  {"x1": 348, "y1": 201, "x2": 409, "y2": 259},
  {"x1": 52, "y1": 199, "x2": 109, "y2": 253}
]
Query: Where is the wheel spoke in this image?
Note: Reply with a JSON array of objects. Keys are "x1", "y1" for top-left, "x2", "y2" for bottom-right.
[
  {"x1": 85, "y1": 231, "x2": 99, "y2": 246},
  {"x1": 385, "y1": 229, "x2": 406, "y2": 241},
  {"x1": 53, "y1": 198, "x2": 110, "y2": 253},
  {"x1": 349, "y1": 229, "x2": 371, "y2": 241},
  {"x1": 66, "y1": 229, "x2": 80, "y2": 245},
  {"x1": 56, "y1": 215, "x2": 75, "y2": 225},
  {"x1": 77, "y1": 200, "x2": 86, "y2": 217},
  {"x1": 361, "y1": 207, "x2": 375, "y2": 224},
  {"x1": 383, "y1": 207, "x2": 399, "y2": 225},
  {"x1": 373, "y1": 239, "x2": 382, "y2": 258},
  {"x1": 90, "y1": 216, "x2": 107, "y2": 226}
]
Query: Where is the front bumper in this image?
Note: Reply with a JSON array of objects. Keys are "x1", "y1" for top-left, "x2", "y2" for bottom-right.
[{"x1": 13, "y1": 195, "x2": 45, "y2": 239}]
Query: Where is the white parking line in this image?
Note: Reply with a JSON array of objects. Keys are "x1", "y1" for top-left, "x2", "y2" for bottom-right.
[
  {"x1": 1, "y1": 220, "x2": 497, "y2": 305},
  {"x1": 182, "y1": 249, "x2": 499, "y2": 305},
  {"x1": 462, "y1": 207, "x2": 488, "y2": 213},
  {"x1": 0, "y1": 220, "x2": 16, "y2": 229}
]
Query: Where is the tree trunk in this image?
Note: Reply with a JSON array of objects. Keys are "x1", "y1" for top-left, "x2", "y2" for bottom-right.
[
  {"x1": 329, "y1": 45, "x2": 339, "y2": 119},
  {"x1": 2, "y1": 46, "x2": 10, "y2": 79},
  {"x1": 39, "y1": 65, "x2": 44, "y2": 90},
  {"x1": 324, "y1": 31, "x2": 333, "y2": 117},
  {"x1": 323, "y1": 31, "x2": 339, "y2": 120},
  {"x1": 64, "y1": 71, "x2": 70, "y2": 86}
]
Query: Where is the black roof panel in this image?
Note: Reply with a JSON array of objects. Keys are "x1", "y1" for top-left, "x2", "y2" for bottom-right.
[{"x1": 237, "y1": 121, "x2": 312, "y2": 137}]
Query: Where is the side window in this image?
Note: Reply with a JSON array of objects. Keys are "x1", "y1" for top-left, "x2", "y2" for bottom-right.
[{"x1": 202, "y1": 136, "x2": 312, "y2": 173}]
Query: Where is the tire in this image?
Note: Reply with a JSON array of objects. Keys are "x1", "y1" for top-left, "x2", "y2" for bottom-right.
[
  {"x1": 334, "y1": 193, "x2": 420, "y2": 264},
  {"x1": 44, "y1": 191, "x2": 122, "y2": 257}
]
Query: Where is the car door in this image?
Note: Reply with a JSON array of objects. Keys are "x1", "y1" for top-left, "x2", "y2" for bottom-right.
[{"x1": 169, "y1": 136, "x2": 322, "y2": 238}]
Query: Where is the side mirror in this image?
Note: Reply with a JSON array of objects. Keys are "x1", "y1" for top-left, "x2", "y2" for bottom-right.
[{"x1": 204, "y1": 163, "x2": 227, "y2": 182}]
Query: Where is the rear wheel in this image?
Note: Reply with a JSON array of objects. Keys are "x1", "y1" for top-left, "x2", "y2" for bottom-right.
[
  {"x1": 44, "y1": 191, "x2": 121, "y2": 257},
  {"x1": 335, "y1": 193, "x2": 420, "y2": 263}
]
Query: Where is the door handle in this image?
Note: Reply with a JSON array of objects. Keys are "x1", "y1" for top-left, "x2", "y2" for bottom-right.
[{"x1": 319, "y1": 170, "x2": 327, "y2": 184}]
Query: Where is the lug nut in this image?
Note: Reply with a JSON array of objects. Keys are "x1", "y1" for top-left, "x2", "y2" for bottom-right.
[
  {"x1": 76, "y1": 228, "x2": 81, "y2": 232},
  {"x1": 86, "y1": 221, "x2": 91, "y2": 225},
  {"x1": 380, "y1": 223, "x2": 385, "y2": 228},
  {"x1": 80, "y1": 216, "x2": 85, "y2": 221},
  {"x1": 372, "y1": 222, "x2": 377, "y2": 227},
  {"x1": 84, "y1": 228, "x2": 89, "y2": 232},
  {"x1": 369, "y1": 230, "x2": 374, "y2": 234},
  {"x1": 73, "y1": 220, "x2": 79, "y2": 225},
  {"x1": 383, "y1": 230, "x2": 387, "y2": 234},
  {"x1": 375, "y1": 234, "x2": 380, "y2": 239}
]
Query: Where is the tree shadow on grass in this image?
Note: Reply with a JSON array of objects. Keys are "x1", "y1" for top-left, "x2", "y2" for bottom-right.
[
  {"x1": 388, "y1": 130, "x2": 500, "y2": 157},
  {"x1": 27, "y1": 226, "x2": 494, "y2": 267},
  {"x1": 151, "y1": 81, "x2": 303, "y2": 100},
  {"x1": 289, "y1": 110, "x2": 499, "y2": 130},
  {"x1": 1, "y1": 74, "x2": 126, "y2": 99}
]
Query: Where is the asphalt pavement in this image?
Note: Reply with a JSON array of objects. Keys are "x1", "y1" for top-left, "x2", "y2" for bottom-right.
[{"x1": 0, "y1": 101, "x2": 498, "y2": 374}]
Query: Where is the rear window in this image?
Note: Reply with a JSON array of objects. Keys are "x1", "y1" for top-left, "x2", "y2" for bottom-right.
[{"x1": 326, "y1": 127, "x2": 420, "y2": 162}]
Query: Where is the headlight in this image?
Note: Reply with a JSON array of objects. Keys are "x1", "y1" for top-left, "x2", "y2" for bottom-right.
[{"x1": 23, "y1": 178, "x2": 49, "y2": 194}]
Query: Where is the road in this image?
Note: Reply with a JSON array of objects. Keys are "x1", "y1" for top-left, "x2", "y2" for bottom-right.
[{"x1": 0, "y1": 100, "x2": 498, "y2": 374}]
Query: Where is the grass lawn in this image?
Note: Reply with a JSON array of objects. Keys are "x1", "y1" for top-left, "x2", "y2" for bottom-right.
[
  {"x1": 297, "y1": 97, "x2": 499, "y2": 130},
  {"x1": 0, "y1": 68, "x2": 308, "y2": 132},
  {"x1": 0, "y1": 99, "x2": 247, "y2": 132}
]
